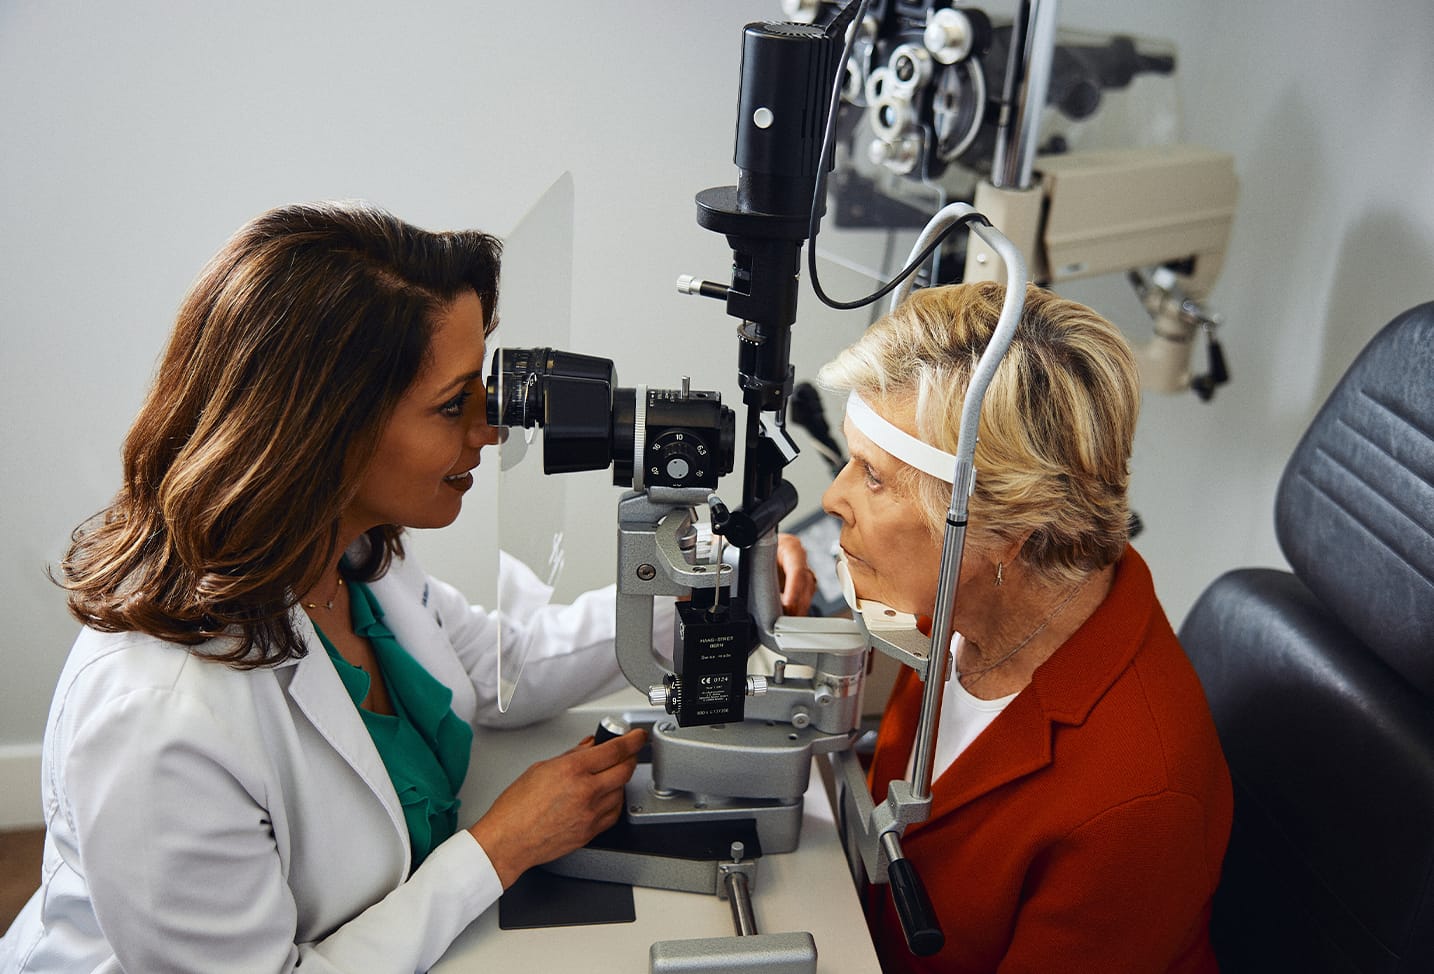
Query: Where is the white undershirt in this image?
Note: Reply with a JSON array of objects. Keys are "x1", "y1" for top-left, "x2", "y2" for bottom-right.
[{"x1": 906, "y1": 635, "x2": 1018, "y2": 783}]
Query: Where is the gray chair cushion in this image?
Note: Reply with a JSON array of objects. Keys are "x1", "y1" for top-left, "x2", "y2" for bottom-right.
[
  {"x1": 1182, "y1": 569, "x2": 1434, "y2": 972},
  {"x1": 1275, "y1": 302, "x2": 1434, "y2": 695},
  {"x1": 1180, "y1": 301, "x2": 1434, "y2": 972}
]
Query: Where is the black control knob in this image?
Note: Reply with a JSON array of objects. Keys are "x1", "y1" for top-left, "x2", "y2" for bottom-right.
[{"x1": 593, "y1": 715, "x2": 630, "y2": 745}]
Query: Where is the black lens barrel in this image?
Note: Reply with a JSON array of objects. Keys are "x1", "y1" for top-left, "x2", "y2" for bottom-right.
[{"x1": 486, "y1": 346, "x2": 735, "y2": 488}]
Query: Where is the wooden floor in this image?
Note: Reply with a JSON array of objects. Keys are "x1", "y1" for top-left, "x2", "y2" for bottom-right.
[{"x1": 0, "y1": 828, "x2": 44, "y2": 932}]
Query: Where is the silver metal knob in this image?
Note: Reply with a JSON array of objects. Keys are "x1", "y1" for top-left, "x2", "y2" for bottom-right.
[
  {"x1": 888, "y1": 42, "x2": 933, "y2": 92},
  {"x1": 924, "y1": 8, "x2": 975, "y2": 65}
]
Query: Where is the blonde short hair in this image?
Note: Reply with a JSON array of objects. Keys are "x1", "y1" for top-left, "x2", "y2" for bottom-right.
[{"x1": 817, "y1": 282, "x2": 1140, "y2": 585}]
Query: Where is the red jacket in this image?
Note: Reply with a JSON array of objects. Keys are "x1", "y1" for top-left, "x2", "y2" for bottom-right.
[{"x1": 866, "y1": 547, "x2": 1232, "y2": 973}]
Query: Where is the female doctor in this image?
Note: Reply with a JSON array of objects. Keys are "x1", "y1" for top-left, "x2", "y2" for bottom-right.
[{"x1": 0, "y1": 201, "x2": 815, "y2": 973}]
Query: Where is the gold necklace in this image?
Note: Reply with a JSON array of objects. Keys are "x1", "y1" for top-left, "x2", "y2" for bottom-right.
[
  {"x1": 303, "y1": 576, "x2": 344, "y2": 611},
  {"x1": 958, "y1": 577, "x2": 1088, "y2": 685}
]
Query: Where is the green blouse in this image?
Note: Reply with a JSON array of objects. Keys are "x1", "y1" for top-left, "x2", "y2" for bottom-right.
[{"x1": 314, "y1": 581, "x2": 473, "y2": 871}]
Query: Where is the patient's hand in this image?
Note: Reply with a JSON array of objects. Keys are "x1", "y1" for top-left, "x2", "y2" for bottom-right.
[{"x1": 775, "y1": 532, "x2": 818, "y2": 616}]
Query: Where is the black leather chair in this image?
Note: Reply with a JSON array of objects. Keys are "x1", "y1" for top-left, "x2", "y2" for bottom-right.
[{"x1": 1179, "y1": 302, "x2": 1434, "y2": 973}]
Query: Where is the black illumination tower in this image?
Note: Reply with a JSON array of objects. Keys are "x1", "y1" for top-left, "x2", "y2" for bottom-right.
[{"x1": 695, "y1": 8, "x2": 856, "y2": 600}]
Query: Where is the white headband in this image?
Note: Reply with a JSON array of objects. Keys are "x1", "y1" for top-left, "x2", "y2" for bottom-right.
[{"x1": 845, "y1": 391, "x2": 958, "y2": 483}]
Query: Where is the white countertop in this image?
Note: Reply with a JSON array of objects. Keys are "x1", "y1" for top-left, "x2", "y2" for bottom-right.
[{"x1": 432, "y1": 694, "x2": 881, "y2": 973}]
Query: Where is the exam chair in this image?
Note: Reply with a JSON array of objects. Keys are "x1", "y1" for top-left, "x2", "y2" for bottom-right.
[{"x1": 1178, "y1": 301, "x2": 1434, "y2": 972}]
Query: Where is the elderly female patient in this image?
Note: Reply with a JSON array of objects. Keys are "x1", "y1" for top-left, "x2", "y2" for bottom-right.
[{"x1": 819, "y1": 282, "x2": 1233, "y2": 973}]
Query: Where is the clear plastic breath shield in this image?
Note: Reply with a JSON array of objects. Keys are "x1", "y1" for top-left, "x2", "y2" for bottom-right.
[{"x1": 491, "y1": 172, "x2": 576, "y2": 712}]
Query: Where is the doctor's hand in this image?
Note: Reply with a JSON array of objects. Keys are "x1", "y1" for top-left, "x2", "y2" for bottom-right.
[
  {"x1": 776, "y1": 532, "x2": 818, "y2": 617},
  {"x1": 468, "y1": 728, "x2": 645, "y2": 889}
]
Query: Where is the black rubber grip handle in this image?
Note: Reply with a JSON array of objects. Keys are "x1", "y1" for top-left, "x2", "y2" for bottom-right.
[
  {"x1": 888, "y1": 856, "x2": 944, "y2": 956},
  {"x1": 1207, "y1": 336, "x2": 1229, "y2": 385},
  {"x1": 592, "y1": 716, "x2": 627, "y2": 745}
]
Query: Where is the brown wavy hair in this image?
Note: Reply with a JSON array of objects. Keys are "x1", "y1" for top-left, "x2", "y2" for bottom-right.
[{"x1": 59, "y1": 201, "x2": 501, "y2": 667}]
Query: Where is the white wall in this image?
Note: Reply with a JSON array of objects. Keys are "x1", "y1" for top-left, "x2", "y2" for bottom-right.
[
  {"x1": 3, "y1": 0, "x2": 1432, "y2": 823},
  {"x1": 1056, "y1": 0, "x2": 1434, "y2": 639}
]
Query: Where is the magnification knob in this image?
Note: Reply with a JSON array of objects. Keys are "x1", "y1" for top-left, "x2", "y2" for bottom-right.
[{"x1": 652, "y1": 431, "x2": 708, "y2": 485}]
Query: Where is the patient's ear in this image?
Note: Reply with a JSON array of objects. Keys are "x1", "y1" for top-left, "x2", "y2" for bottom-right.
[{"x1": 999, "y1": 530, "x2": 1034, "y2": 567}]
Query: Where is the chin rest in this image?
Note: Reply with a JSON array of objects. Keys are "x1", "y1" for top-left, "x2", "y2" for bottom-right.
[{"x1": 1180, "y1": 302, "x2": 1434, "y2": 972}]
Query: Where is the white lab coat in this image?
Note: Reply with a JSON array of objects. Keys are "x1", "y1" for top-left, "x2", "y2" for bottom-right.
[{"x1": 0, "y1": 552, "x2": 672, "y2": 973}]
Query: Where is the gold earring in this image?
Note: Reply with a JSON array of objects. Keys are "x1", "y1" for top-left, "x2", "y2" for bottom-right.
[{"x1": 995, "y1": 562, "x2": 1004, "y2": 587}]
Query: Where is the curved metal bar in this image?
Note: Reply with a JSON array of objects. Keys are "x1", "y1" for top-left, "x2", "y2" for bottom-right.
[
  {"x1": 890, "y1": 201, "x2": 974, "y2": 312},
  {"x1": 906, "y1": 224, "x2": 1029, "y2": 801}
]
